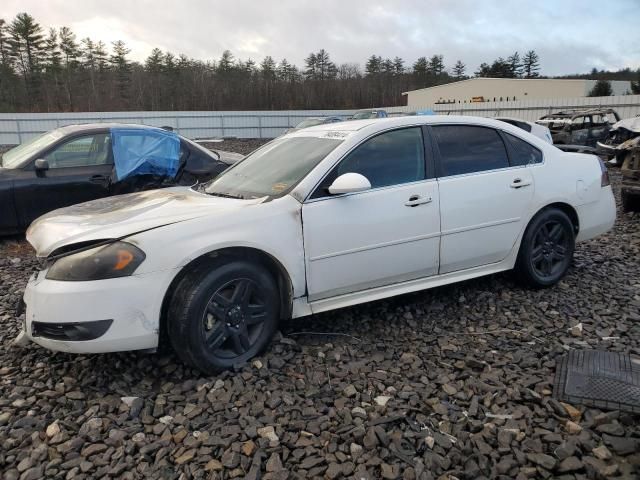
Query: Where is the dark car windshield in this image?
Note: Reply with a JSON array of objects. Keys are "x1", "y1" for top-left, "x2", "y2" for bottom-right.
[
  {"x1": 1, "y1": 130, "x2": 64, "y2": 168},
  {"x1": 351, "y1": 111, "x2": 377, "y2": 120},
  {"x1": 204, "y1": 136, "x2": 343, "y2": 199},
  {"x1": 295, "y1": 118, "x2": 324, "y2": 129}
]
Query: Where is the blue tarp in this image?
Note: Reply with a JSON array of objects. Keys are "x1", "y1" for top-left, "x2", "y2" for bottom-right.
[
  {"x1": 416, "y1": 109, "x2": 435, "y2": 116},
  {"x1": 111, "y1": 128, "x2": 180, "y2": 181}
]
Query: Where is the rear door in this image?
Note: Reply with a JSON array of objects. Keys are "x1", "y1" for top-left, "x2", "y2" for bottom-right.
[
  {"x1": 432, "y1": 124, "x2": 536, "y2": 274},
  {"x1": 13, "y1": 132, "x2": 113, "y2": 227}
]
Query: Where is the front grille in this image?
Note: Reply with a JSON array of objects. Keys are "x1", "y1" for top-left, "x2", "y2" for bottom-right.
[{"x1": 31, "y1": 319, "x2": 113, "y2": 341}]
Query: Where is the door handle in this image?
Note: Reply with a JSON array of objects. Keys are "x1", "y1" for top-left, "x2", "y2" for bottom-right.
[
  {"x1": 510, "y1": 178, "x2": 531, "y2": 189},
  {"x1": 404, "y1": 195, "x2": 432, "y2": 207},
  {"x1": 89, "y1": 175, "x2": 108, "y2": 183}
]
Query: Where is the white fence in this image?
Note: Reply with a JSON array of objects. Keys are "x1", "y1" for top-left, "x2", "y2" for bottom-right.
[
  {"x1": 0, "y1": 110, "x2": 358, "y2": 145},
  {"x1": 1, "y1": 94, "x2": 639, "y2": 144}
]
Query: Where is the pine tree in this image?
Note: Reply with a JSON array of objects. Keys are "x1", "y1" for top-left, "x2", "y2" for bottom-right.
[
  {"x1": 145, "y1": 48, "x2": 164, "y2": 72},
  {"x1": 452, "y1": 60, "x2": 466, "y2": 79},
  {"x1": 588, "y1": 79, "x2": 613, "y2": 97},
  {"x1": 217, "y1": 50, "x2": 234, "y2": 73},
  {"x1": 392, "y1": 56, "x2": 404, "y2": 75},
  {"x1": 8, "y1": 12, "x2": 44, "y2": 77},
  {"x1": 0, "y1": 19, "x2": 11, "y2": 67},
  {"x1": 365, "y1": 55, "x2": 382, "y2": 76},
  {"x1": 93, "y1": 41, "x2": 108, "y2": 70},
  {"x1": 507, "y1": 52, "x2": 522, "y2": 78},
  {"x1": 260, "y1": 56, "x2": 276, "y2": 80},
  {"x1": 314, "y1": 49, "x2": 337, "y2": 80},
  {"x1": 382, "y1": 58, "x2": 394, "y2": 75},
  {"x1": 522, "y1": 50, "x2": 540, "y2": 78},
  {"x1": 110, "y1": 40, "x2": 131, "y2": 106},
  {"x1": 632, "y1": 71, "x2": 640, "y2": 94},
  {"x1": 58, "y1": 27, "x2": 79, "y2": 69},
  {"x1": 81, "y1": 37, "x2": 95, "y2": 69},
  {"x1": 44, "y1": 28, "x2": 61, "y2": 70},
  {"x1": 428, "y1": 55, "x2": 445, "y2": 76},
  {"x1": 412, "y1": 57, "x2": 428, "y2": 76}
]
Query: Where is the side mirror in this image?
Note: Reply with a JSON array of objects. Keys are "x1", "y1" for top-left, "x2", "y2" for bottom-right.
[
  {"x1": 328, "y1": 173, "x2": 371, "y2": 195},
  {"x1": 34, "y1": 159, "x2": 49, "y2": 171}
]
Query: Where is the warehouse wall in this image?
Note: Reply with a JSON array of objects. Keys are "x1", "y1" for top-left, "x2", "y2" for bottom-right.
[{"x1": 404, "y1": 78, "x2": 633, "y2": 106}]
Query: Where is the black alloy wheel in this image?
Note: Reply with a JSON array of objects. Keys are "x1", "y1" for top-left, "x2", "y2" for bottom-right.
[
  {"x1": 516, "y1": 208, "x2": 575, "y2": 288},
  {"x1": 168, "y1": 259, "x2": 280, "y2": 373},
  {"x1": 202, "y1": 278, "x2": 270, "y2": 358},
  {"x1": 529, "y1": 220, "x2": 570, "y2": 280}
]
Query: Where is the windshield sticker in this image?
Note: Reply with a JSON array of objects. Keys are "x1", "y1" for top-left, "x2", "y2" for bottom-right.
[
  {"x1": 323, "y1": 131, "x2": 350, "y2": 139},
  {"x1": 271, "y1": 182, "x2": 288, "y2": 193}
]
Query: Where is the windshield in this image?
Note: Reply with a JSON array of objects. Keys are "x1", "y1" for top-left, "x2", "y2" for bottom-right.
[
  {"x1": 1, "y1": 130, "x2": 64, "y2": 168},
  {"x1": 295, "y1": 119, "x2": 323, "y2": 129},
  {"x1": 352, "y1": 111, "x2": 376, "y2": 120},
  {"x1": 204, "y1": 136, "x2": 343, "y2": 199}
]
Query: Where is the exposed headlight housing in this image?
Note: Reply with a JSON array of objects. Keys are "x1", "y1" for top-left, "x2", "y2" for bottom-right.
[{"x1": 46, "y1": 241, "x2": 146, "y2": 281}]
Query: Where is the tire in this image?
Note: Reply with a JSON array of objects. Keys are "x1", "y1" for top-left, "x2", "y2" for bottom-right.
[
  {"x1": 167, "y1": 258, "x2": 280, "y2": 374},
  {"x1": 515, "y1": 208, "x2": 575, "y2": 288},
  {"x1": 621, "y1": 189, "x2": 640, "y2": 213}
]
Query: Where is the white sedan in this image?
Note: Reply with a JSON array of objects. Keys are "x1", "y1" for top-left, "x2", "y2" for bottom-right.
[{"x1": 21, "y1": 116, "x2": 616, "y2": 373}]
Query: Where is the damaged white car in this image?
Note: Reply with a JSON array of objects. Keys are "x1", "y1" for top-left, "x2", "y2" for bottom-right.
[{"x1": 20, "y1": 116, "x2": 616, "y2": 373}]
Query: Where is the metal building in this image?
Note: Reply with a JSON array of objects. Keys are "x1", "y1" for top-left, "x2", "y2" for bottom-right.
[{"x1": 403, "y1": 78, "x2": 633, "y2": 107}]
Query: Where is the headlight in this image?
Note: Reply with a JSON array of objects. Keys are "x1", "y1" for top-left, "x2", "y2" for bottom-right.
[{"x1": 46, "y1": 241, "x2": 146, "y2": 281}]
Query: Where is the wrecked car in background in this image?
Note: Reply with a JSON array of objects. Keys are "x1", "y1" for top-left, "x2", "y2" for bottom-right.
[
  {"x1": 597, "y1": 116, "x2": 640, "y2": 163},
  {"x1": 597, "y1": 117, "x2": 640, "y2": 211},
  {"x1": 0, "y1": 124, "x2": 236, "y2": 235},
  {"x1": 536, "y1": 108, "x2": 620, "y2": 148}
]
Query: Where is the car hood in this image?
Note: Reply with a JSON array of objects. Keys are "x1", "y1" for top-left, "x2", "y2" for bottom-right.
[
  {"x1": 611, "y1": 117, "x2": 640, "y2": 134},
  {"x1": 27, "y1": 187, "x2": 262, "y2": 257}
]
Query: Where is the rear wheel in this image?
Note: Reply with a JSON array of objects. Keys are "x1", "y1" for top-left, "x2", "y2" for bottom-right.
[
  {"x1": 515, "y1": 208, "x2": 575, "y2": 288},
  {"x1": 167, "y1": 259, "x2": 279, "y2": 373}
]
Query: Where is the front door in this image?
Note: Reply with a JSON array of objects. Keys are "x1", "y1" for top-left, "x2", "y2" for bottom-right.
[
  {"x1": 14, "y1": 133, "x2": 113, "y2": 227},
  {"x1": 302, "y1": 127, "x2": 441, "y2": 301},
  {"x1": 431, "y1": 125, "x2": 536, "y2": 274}
]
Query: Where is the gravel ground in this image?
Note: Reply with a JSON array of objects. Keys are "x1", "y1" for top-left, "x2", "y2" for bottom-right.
[{"x1": 0, "y1": 145, "x2": 639, "y2": 479}]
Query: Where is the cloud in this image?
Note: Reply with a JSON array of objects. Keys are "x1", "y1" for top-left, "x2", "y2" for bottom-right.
[{"x1": 1, "y1": 0, "x2": 638, "y2": 75}]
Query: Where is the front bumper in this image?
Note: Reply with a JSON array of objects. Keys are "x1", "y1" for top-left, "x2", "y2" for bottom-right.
[{"x1": 22, "y1": 268, "x2": 175, "y2": 353}]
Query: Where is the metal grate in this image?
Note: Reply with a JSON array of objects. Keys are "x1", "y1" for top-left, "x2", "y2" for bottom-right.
[{"x1": 554, "y1": 350, "x2": 640, "y2": 414}]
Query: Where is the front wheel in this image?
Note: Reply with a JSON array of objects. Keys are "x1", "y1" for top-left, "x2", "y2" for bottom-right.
[
  {"x1": 167, "y1": 259, "x2": 280, "y2": 373},
  {"x1": 515, "y1": 208, "x2": 575, "y2": 288}
]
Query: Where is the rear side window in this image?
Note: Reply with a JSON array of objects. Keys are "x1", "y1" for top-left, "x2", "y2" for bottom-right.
[
  {"x1": 503, "y1": 132, "x2": 543, "y2": 166},
  {"x1": 432, "y1": 125, "x2": 509, "y2": 177}
]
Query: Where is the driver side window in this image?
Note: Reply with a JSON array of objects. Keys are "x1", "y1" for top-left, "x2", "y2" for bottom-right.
[
  {"x1": 312, "y1": 127, "x2": 426, "y2": 198},
  {"x1": 44, "y1": 134, "x2": 112, "y2": 169}
]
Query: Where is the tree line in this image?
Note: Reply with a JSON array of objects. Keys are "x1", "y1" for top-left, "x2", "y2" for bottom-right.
[{"x1": 0, "y1": 12, "x2": 638, "y2": 113}]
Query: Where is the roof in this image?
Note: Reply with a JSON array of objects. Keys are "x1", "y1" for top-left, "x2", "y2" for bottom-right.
[
  {"x1": 540, "y1": 108, "x2": 619, "y2": 119},
  {"x1": 402, "y1": 77, "x2": 596, "y2": 95},
  {"x1": 290, "y1": 114, "x2": 539, "y2": 139},
  {"x1": 55, "y1": 123, "x2": 169, "y2": 133}
]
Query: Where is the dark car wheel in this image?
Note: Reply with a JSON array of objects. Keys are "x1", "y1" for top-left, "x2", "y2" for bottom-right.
[
  {"x1": 167, "y1": 259, "x2": 279, "y2": 374},
  {"x1": 621, "y1": 189, "x2": 640, "y2": 213},
  {"x1": 515, "y1": 208, "x2": 575, "y2": 288}
]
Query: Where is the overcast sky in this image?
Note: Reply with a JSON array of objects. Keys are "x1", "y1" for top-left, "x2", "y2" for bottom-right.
[{"x1": 2, "y1": 0, "x2": 639, "y2": 76}]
